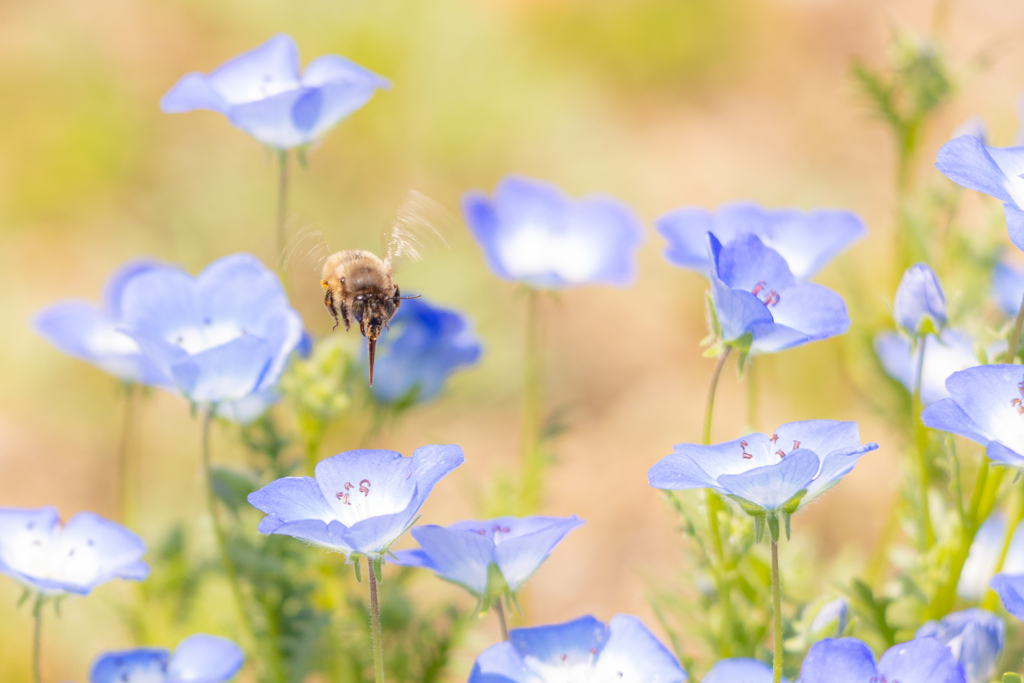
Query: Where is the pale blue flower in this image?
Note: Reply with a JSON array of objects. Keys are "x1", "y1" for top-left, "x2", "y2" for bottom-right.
[
  {"x1": 461, "y1": 175, "x2": 645, "y2": 289},
  {"x1": 119, "y1": 253, "x2": 304, "y2": 408},
  {"x1": 468, "y1": 614, "x2": 687, "y2": 683},
  {"x1": 992, "y1": 573, "x2": 1024, "y2": 622},
  {"x1": 648, "y1": 420, "x2": 877, "y2": 518},
  {"x1": 656, "y1": 201, "x2": 865, "y2": 280},
  {"x1": 701, "y1": 659, "x2": 781, "y2": 683},
  {"x1": 34, "y1": 260, "x2": 172, "y2": 387},
  {"x1": 894, "y1": 263, "x2": 946, "y2": 334},
  {"x1": 958, "y1": 513, "x2": 1024, "y2": 600},
  {"x1": 89, "y1": 634, "x2": 244, "y2": 683},
  {"x1": 874, "y1": 329, "x2": 979, "y2": 406},
  {"x1": 369, "y1": 296, "x2": 482, "y2": 404},
  {"x1": 808, "y1": 597, "x2": 849, "y2": 638},
  {"x1": 802, "y1": 637, "x2": 965, "y2": 683},
  {"x1": 248, "y1": 446, "x2": 463, "y2": 560},
  {"x1": 0, "y1": 507, "x2": 148, "y2": 595},
  {"x1": 161, "y1": 34, "x2": 389, "y2": 150},
  {"x1": 993, "y1": 259, "x2": 1024, "y2": 317},
  {"x1": 393, "y1": 515, "x2": 583, "y2": 598},
  {"x1": 916, "y1": 609, "x2": 1004, "y2": 683}
]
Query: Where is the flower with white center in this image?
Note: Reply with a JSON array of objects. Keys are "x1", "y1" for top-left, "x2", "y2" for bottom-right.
[
  {"x1": 0, "y1": 507, "x2": 148, "y2": 595},
  {"x1": 656, "y1": 201, "x2": 865, "y2": 281},
  {"x1": 461, "y1": 175, "x2": 645, "y2": 289},
  {"x1": 88, "y1": 634, "x2": 244, "y2": 683},
  {"x1": 916, "y1": 609, "x2": 1004, "y2": 683},
  {"x1": 34, "y1": 259, "x2": 172, "y2": 387},
  {"x1": 874, "y1": 328, "x2": 979, "y2": 406},
  {"x1": 393, "y1": 515, "x2": 583, "y2": 599},
  {"x1": 922, "y1": 365, "x2": 1024, "y2": 469},
  {"x1": 648, "y1": 420, "x2": 877, "y2": 539},
  {"x1": 161, "y1": 34, "x2": 389, "y2": 150},
  {"x1": 468, "y1": 614, "x2": 687, "y2": 683},
  {"x1": 801, "y1": 637, "x2": 965, "y2": 683},
  {"x1": 247, "y1": 446, "x2": 464, "y2": 560}
]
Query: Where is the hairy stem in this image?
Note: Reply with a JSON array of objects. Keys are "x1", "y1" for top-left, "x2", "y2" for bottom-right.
[
  {"x1": 1009, "y1": 293, "x2": 1024, "y2": 363},
  {"x1": 494, "y1": 600, "x2": 510, "y2": 642},
  {"x1": 276, "y1": 150, "x2": 289, "y2": 260},
  {"x1": 368, "y1": 558, "x2": 385, "y2": 683},
  {"x1": 519, "y1": 288, "x2": 545, "y2": 514},
  {"x1": 116, "y1": 383, "x2": 138, "y2": 526},
  {"x1": 32, "y1": 594, "x2": 43, "y2": 683},
  {"x1": 912, "y1": 337, "x2": 934, "y2": 548},
  {"x1": 771, "y1": 540, "x2": 782, "y2": 683}
]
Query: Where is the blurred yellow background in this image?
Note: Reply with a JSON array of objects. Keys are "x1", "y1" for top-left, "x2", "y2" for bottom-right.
[{"x1": 2, "y1": 0, "x2": 1024, "y2": 679}]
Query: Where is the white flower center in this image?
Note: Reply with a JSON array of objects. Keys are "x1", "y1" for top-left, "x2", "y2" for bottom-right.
[
  {"x1": 168, "y1": 320, "x2": 246, "y2": 354},
  {"x1": 0, "y1": 521, "x2": 101, "y2": 591},
  {"x1": 524, "y1": 650, "x2": 599, "y2": 683},
  {"x1": 328, "y1": 477, "x2": 412, "y2": 527},
  {"x1": 500, "y1": 226, "x2": 602, "y2": 284}
]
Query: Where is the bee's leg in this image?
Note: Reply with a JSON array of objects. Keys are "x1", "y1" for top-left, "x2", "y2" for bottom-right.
[
  {"x1": 339, "y1": 301, "x2": 351, "y2": 332},
  {"x1": 323, "y1": 284, "x2": 340, "y2": 331}
]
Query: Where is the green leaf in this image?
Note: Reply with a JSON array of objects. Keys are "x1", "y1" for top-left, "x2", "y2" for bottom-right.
[
  {"x1": 767, "y1": 513, "x2": 780, "y2": 543},
  {"x1": 353, "y1": 557, "x2": 363, "y2": 584},
  {"x1": 848, "y1": 579, "x2": 896, "y2": 648},
  {"x1": 209, "y1": 466, "x2": 260, "y2": 515}
]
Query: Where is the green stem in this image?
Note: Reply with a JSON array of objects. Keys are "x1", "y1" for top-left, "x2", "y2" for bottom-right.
[
  {"x1": 116, "y1": 383, "x2": 138, "y2": 526},
  {"x1": 912, "y1": 337, "x2": 934, "y2": 548},
  {"x1": 518, "y1": 289, "x2": 545, "y2": 514},
  {"x1": 32, "y1": 594, "x2": 43, "y2": 683},
  {"x1": 982, "y1": 475, "x2": 1024, "y2": 610},
  {"x1": 201, "y1": 411, "x2": 258, "y2": 649},
  {"x1": 1008, "y1": 293, "x2": 1024, "y2": 363},
  {"x1": 276, "y1": 150, "x2": 289, "y2": 259},
  {"x1": 771, "y1": 540, "x2": 783, "y2": 683},
  {"x1": 494, "y1": 600, "x2": 510, "y2": 642},
  {"x1": 703, "y1": 347, "x2": 735, "y2": 656},
  {"x1": 367, "y1": 558, "x2": 385, "y2": 683}
]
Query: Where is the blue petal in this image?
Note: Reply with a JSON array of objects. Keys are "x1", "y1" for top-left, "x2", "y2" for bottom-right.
[
  {"x1": 0, "y1": 507, "x2": 61, "y2": 592},
  {"x1": 656, "y1": 207, "x2": 717, "y2": 276},
  {"x1": 959, "y1": 514, "x2": 1020, "y2": 600},
  {"x1": 61, "y1": 511, "x2": 149, "y2": 589},
  {"x1": 492, "y1": 515, "x2": 585, "y2": 591},
  {"x1": 202, "y1": 34, "x2": 300, "y2": 106},
  {"x1": 1005, "y1": 202, "x2": 1024, "y2": 253},
  {"x1": 922, "y1": 398, "x2": 992, "y2": 447},
  {"x1": 462, "y1": 191, "x2": 513, "y2": 280},
  {"x1": 987, "y1": 441, "x2": 1024, "y2": 468},
  {"x1": 916, "y1": 609, "x2": 1004, "y2": 683},
  {"x1": 936, "y1": 135, "x2": 1015, "y2": 204},
  {"x1": 390, "y1": 548, "x2": 436, "y2": 570},
  {"x1": 592, "y1": 614, "x2": 687, "y2": 683},
  {"x1": 314, "y1": 449, "x2": 415, "y2": 519},
  {"x1": 991, "y1": 573, "x2": 1024, "y2": 621},
  {"x1": 944, "y1": 365, "x2": 1024, "y2": 458},
  {"x1": 161, "y1": 73, "x2": 229, "y2": 113},
  {"x1": 337, "y1": 497, "x2": 425, "y2": 555},
  {"x1": 711, "y1": 233, "x2": 795, "y2": 293},
  {"x1": 752, "y1": 282, "x2": 849, "y2": 352},
  {"x1": 167, "y1": 634, "x2": 244, "y2": 683},
  {"x1": 800, "y1": 638, "x2": 877, "y2": 683},
  {"x1": 993, "y1": 261, "x2": 1024, "y2": 318},
  {"x1": 227, "y1": 87, "x2": 325, "y2": 149},
  {"x1": 877, "y1": 637, "x2": 966, "y2": 683},
  {"x1": 103, "y1": 259, "x2": 163, "y2": 318},
  {"x1": 468, "y1": 641, "x2": 534, "y2": 683},
  {"x1": 301, "y1": 54, "x2": 391, "y2": 89},
  {"x1": 701, "y1": 658, "x2": 777, "y2": 683},
  {"x1": 772, "y1": 420, "x2": 863, "y2": 458},
  {"x1": 405, "y1": 444, "x2": 466, "y2": 511},
  {"x1": 804, "y1": 443, "x2": 877, "y2": 503},
  {"x1": 261, "y1": 518, "x2": 353, "y2": 553},
  {"x1": 894, "y1": 263, "x2": 947, "y2": 334},
  {"x1": 876, "y1": 329, "x2": 979, "y2": 406},
  {"x1": 120, "y1": 266, "x2": 200, "y2": 352},
  {"x1": 717, "y1": 449, "x2": 820, "y2": 510},
  {"x1": 402, "y1": 525, "x2": 495, "y2": 594},
  {"x1": 89, "y1": 648, "x2": 169, "y2": 683},
  {"x1": 709, "y1": 274, "x2": 774, "y2": 344},
  {"x1": 648, "y1": 434, "x2": 774, "y2": 492},
  {"x1": 169, "y1": 334, "x2": 273, "y2": 403},
  {"x1": 247, "y1": 476, "x2": 336, "y2": 524},
  {"x1": 509, "y1": 615, "x2": 608, "y2": 668}
]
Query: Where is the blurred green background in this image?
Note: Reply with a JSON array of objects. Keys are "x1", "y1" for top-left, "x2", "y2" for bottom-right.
[{"x1": 3, "y1": 0, "x2": 1024, "y2": 679}]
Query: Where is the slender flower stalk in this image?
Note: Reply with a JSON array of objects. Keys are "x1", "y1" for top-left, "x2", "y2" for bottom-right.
[
  {"x1": 32, "y1": 593, "x2": 43, "y2": 683},
  {"x1": 116, "y1": 383, "x2": 138, "y2": 526},
  {"x1": 771, "y1": 540, "x2": 782, "y2": 683},
  {"x1": 277, "y1": 150, "x2": 289, "y2": 260},
  {"x1": 912, "y1": 336, "x2": 934, "y2": 548},
  {"x1": 519, "y1": 289, "x2": 545, "y2": 514},
  {"x1": 494, "y1": 600, "x2": 510, "y2": 642},
  {"x1": 367, "y1": 558, "x2": 385, "y2": 683}
]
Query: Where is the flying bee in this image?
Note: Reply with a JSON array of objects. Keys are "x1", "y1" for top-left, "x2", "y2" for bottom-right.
[{"x1": 286, "y1": 190, "x2": 453, "y2": 385}]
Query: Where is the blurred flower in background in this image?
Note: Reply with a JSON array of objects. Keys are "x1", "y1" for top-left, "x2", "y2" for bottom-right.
[
  {"x1": 468, "y1": 614, "x2": 687, "y2": 683},
  {"x1": 0, "y1": 507, "x2": 148, "y2": 595},
  {"x1": 991, "y1": 573, "x2": 1024, "y2": 622},
  {"x1": 701, "y1": 658, "x2": 779, "y2": 683},
  {"x1": 959, "y1": 513, "x2": 1024, "y2": 600},
  {"x1": 893, "y1": 263, "x2": 947, "y2": 335},
  {"x1": 161, "y1": 34, "x2": 390, "y2": 150},
  {"x1": 34, "y1": 259, "x2": 172, "y2": 387},
  {"x1": 118, "y1": 253, "x2": 304, "y2": 414},
  {"x1": 807, "y1": 596, "x2": 850, "y2": 639},
  {"x1": 874, "y1": 330, "x2": 978, "y2": 406},
  {"x1": 705, "y1": 234, "x2": 850, "y2": 354},
  {"x1": 248, "y1": 445, "x2": 464, "y2": 560},
  {"x1": 656, "y1": 201, "x2": 865, "y2": 280},
  {"x1": 802, "y1": 637, "x2": 966, "y2": 683},
  {"x1": 915, "y1": 609, "x2": 1004, "y2": 683},
  {"x1": 88, "y1": 634, "x2": 244, "y2": 683},
  {"x1": 368, "y1": 296, "x2": 482, "y2": 405},
  {"x1": 993, "y1": 259, "x2": 1024, "y2": 317},
  {"x1": 393, "y1": 515, "x2": 583, "y2": 600},
  {"x1": 461, "y1": 175, "x2": 645, "y2": 289}
]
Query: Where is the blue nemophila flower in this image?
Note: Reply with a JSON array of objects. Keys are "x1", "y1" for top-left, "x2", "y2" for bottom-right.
[
  {"x1": 656, "y1": 201, "x2": 865, "y2": 280},
  {"x1": 369, "y1": 296, "x2": 482, "y2": 404},
  {"x1": 161, "y1": 34, "x2": 389, "y2": 150},
  {"x1": 874, "y1": 329, "x2": 979, "y2": 406},
  {"x1": 0, "y1": 507, "x2": 147, "y2": 595},
  {"x1": 808, "y1": 597, "x2": 850, "y2": 639},
  {"x1": 701, "y1": 659, "x2": 781, "y2": 683},
  {"x1": 468, "y1": 614, "x2": 687, "y2": 683},
  {"x1": 922, "y1": 365, "x2": 1024, "y2": 468},
  {"x1": 916, "y1": 609, "x2": 1004, "y2": 683},
  {"x1": 959, "y1": 513, "x2": 1024, "y2": 600},
  {"x1": 248, "y1": 446, "x2": 463, "y2": 560},
  {"x1": 991, "y1": 573, "x2": 1024, "y2": 621},
  {"x1": 993, "y1": 259, "x2": 1024, "y2": 317},
  {"x1": 393, "y1": 515, "x2": 583, "y2": 600},
  {"x1": 894, "y1": 263, "x2": 947, "y2": 334},
  {"x1": 461, "y1": 175, "x2": 645, "y2": 289},
  {"x1": 119, "y1": 253, "x2": 304, "y2": 408},
  {"x1": 802, "y1": 637, "x2": 965, "y2": 683},
  {"x1": 936, "y1": 135, "x2": 1024, "y2": 251},
  {"x1": 89, "y1": 634, "x2": 244, "y2": 683},
  {"x1": 648, "y1": 421, "x2": 876, "y2": 539},
  {"x1": 34, "y1": 260, "x2": 172, "y2": 387},
  {"x1": 706, "y1": 234, "x2": 850, "y2": 354}
]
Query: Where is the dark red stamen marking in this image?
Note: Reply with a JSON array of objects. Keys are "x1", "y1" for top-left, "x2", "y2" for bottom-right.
[
  {"x1": 793, "y1": 440, "x2": 800, "y2": 450},
  {"x1": 359, "y1": 479, "x2": 371, "y2": 496},
  {"x1": 776, "y1": 450, "x2": 786, "y2": 458},
  {"x1": 752, "y1": 281, "x2": 766, "y2": 296},
  {"x1": 765, "y1": 291, "x2": 780, "y2": 306},
  {"x1": 770, "y1": 434, "x2": 779, "y2": 444}
]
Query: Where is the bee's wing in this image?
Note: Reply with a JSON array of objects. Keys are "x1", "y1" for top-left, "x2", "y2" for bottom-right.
[
  {"x1": 382, "y1": 189, "x2": 455, "y2": 272},
  {"x1": 283, "y1": 224, "x2": 333, "y2": 280}
]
